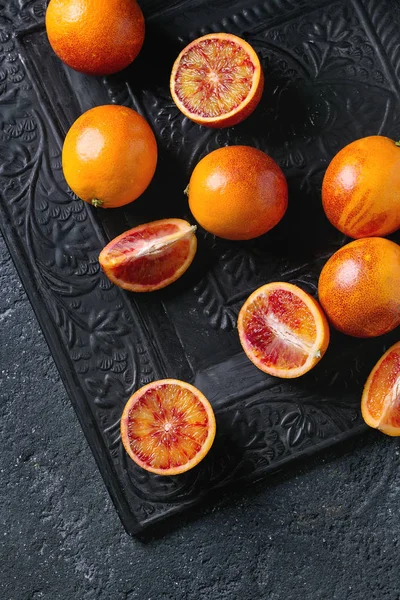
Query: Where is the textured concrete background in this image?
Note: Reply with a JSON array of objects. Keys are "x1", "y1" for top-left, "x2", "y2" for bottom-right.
[{"x1": 1, "y1": 230, "x2": 400, "y2": 600}]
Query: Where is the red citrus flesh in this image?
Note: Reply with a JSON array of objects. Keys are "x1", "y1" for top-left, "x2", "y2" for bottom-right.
[
  {"x1": 170, "y1": 33, "x2": 264, "y2": 128},
  {"x1": 362, "y1": 342, "x2": 400, "y2": 436},
  {"x1": 238, "y1": 282, "x2": 330, "y2": 378},
  {"x1": 99, "y1": 219, "x2": 197, "y2": 292},
  {"x1": 120, "y1": 379, "x2": 216, "y2": 475}
]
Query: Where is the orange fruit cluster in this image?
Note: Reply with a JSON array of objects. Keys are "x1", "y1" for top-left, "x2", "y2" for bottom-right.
[{"x1": 45, "y1": 1, "x2": 400, "y2": 475}]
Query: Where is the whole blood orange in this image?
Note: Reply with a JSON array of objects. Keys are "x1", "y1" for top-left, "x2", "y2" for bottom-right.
[
  {"x1": 99, "y1": 219, "x2": 197, "y2": 292},
  {"x1": 62, "y1": 105, "x2": 157, "y2": 208},
  {"x1": 170, "y1": 33, "x2": 264, "y2": 128},
  {"x1": 322, "y1": 136, "x2": 400, "y2": 238},
  {"x1": 188, "y1": 146, "x2": 288, "y2": 240},
  {"x1": 120, "y1": 379, "x2": 216, "y2": 475},
  {"x1": 238, "y1": 282, "x2": 330, "y2": 379},
  {"x1": 361, "y1": 342, "x2": 400, "y2": 436},
  {"x1": 46, "y1": 0, "x2": 145, "y2": 76},
  {"x1": 318, "y1": 237, "x2": 400, "y2": 338}
]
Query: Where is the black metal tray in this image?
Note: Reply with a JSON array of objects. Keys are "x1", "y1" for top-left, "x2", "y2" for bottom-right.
[{"x1": 1, "y1": 0, "x2": 400, "y2": 534}]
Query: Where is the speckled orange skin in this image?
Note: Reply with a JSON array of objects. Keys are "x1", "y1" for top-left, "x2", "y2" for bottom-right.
[
  {"x1": 318, "y1": 237, "x2": 400, "y2": 338},
  {"x1": 46, "y1": 0, "x2": 145, "y2": 76},
  {"x1": 188, "y1": 146, "x2": 288, "y2": 240},
  {"x1": 62, "y1": 105, "x2": 157, "y2": 208},
  {"x1": 322, "y1": 136, "x2": 400, "y2": 238}
]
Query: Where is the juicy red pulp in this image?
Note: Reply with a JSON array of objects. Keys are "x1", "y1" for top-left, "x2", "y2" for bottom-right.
[
  {"x1": 367, "y1": 350, "x2": 400, "y2": 427},
  {"x1": 126, "y1": 384, "x2": 210, "y2": 470},
  {"x1": 113, "y1": 239, "x2": 191, "y2": 286},
  {"x1": 174, "y1": 38, "x2": 256, "y2": 118},
  {"x1": 242, "y1": 289, "x2": 317, "y2": 369},
  {"x1": 110, "y1": 223, "x2": 179, "y2": 255}
]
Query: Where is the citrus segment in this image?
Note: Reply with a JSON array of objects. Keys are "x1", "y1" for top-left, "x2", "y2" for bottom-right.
[
  {"x1": 238, "y1": 282, "x2": 330, "y2": 378},
  {"x1": 120, "y1": 379, "x2": 216, "y2": 475},
  {"x1": 170, "y1": 33, "x2": 264, "y2": 128},
  {"x1": 362, "y1": 342, "x2": 400, "y2": 436},
  {"x1": 99, "y1": 218, "x2": 197, "y2": 292}
]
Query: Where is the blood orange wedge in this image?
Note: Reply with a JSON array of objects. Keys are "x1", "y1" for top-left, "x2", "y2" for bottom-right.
[
  {"x1": 238, "y1": 282, "x2": 330, "y2": 379},
  {"x1": 99, "y1": 218, "x2": 197, "y2": 292},
  {"x1": 120, "y1": 379, "x2": 216, "y2": 475},
  {"x1": 361, "y1": 342, "x2": 400, "y2": 436},
  {"x1": 170, "y1": 32, "x2": 264, "y2": 128}
]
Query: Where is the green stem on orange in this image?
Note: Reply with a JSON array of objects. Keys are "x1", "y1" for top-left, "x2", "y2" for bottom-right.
[
  {"x1": 91, "y1": 198, "x2": 104, "y2": 208},
  {"x1": 395, "y1": 141, "x2": 400, "y2": 147},
  {"x1": 183, "y1": 185, "x2": 189, "y2": 196}
]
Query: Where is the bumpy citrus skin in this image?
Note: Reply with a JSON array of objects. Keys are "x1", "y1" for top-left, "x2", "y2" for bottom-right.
[
  {"x1": 46, "y1": 0, "x2": 145, "y2": 76},
  {"x1": 361, "y1": 342, "x2": 400, "y2": 436},
  {"x1": 318, "y1": 237, "x2": 400, "y2": 338},
  {"x1": 188, "y1": 146, "x2": 288, "y2": 240},
  {"x1": 62, "y1": 105, "x2": 157, "y2": 208},
  {"x1": 170, "y1": 33, "x2": 264, "y2": 128},
  {"x1": 322, "y1": 136, "x2": 400, "y2": 238}
]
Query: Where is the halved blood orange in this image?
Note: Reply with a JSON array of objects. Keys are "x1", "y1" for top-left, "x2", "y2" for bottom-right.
[
  {"x1": 238, "y1": 282, "x2": 330, "y2": 379},
  {"x1": 120, "y1": 379, "x2": 216, "y2": 475},
  {"x1": 99, "y1": 218, "x2": 197, "y2": 292},
  {"x1": 361, "y1": 342, "x2": 400, "y2": 436},
  {"x1": 170, "y1": 32, "x2": 264, "y2": 128}
]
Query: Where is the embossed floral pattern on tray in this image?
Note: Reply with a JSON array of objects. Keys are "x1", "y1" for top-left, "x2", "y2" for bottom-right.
[{"x1": 0, "y1": 0, "x2": 400, "y2": 533}]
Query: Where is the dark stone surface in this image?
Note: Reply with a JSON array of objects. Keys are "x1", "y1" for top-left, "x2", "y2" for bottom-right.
[{"x1": 1, "y1": 231, "x2": 400, "y2": 600}]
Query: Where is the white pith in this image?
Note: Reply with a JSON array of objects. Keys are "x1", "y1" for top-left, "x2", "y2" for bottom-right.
[{"x1": 263, "y1": 309, "x2": 314, "y2": 354}]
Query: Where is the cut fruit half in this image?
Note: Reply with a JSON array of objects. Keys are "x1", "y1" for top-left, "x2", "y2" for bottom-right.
[
  {"x1": 170, "y1": 32, "x2": 264, "y2": 128},
  {"x1": 361, "y1": 342, "x2": 400, "y2": 436},
  {"x1": 99, "y1": 218, "x2": 197, "y2": 292},
  {"x1": 238, "y1": 282, "x2": 330, "y2": 379},
  {"x1": 120, "y1": 379, "x2": 216, "y2": 475}
]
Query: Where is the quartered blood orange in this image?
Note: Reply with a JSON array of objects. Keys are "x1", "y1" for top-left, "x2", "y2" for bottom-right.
[
  {"x1": 361, "y1": 342, "x2": 400, "y2": 436},
  {"x1": 170, "y1": 33, "x2": 264, "y2": 128},
  {"x1": 238, "y1": 282, "x2": 330, "y2": 379},
  {"x1": 99, "y1": 218, "x2": 197, "y2": 292},
  {"x1": 120, "y1": 379, "x2": 216, "y2": 475}
]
